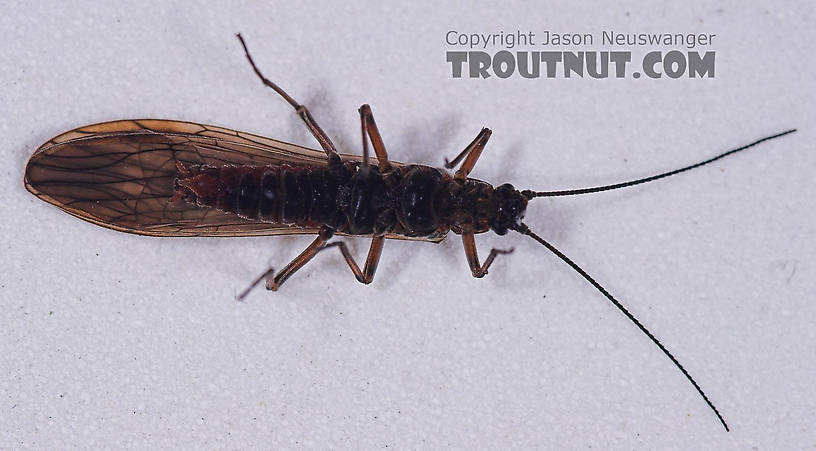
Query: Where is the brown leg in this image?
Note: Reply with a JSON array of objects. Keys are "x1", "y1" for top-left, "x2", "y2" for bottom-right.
[
  {"x1": 444, "y1": 128, "x2": 492, "y2": 181},
  {"x1": 266, "y1": 227, "x2": 334, "y2": 291},
  {"x1": 359, "y1": 104, "x2": 392, "y2": 173},
  {"x1": 236, "y1": 267, "x2": 276, "y2": 302},
  {"x1": 320, "y1": 235, "x2": 385, "y2": 284},
  {"x1": 236, "y1": 33, "x2": 338, "y2": 156},
  {"x1": 461, "y1": 232, "x2": 513, "y2": 278}
]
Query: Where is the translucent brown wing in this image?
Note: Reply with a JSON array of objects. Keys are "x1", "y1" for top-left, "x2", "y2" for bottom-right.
[{"x1": 24, "y1": 119, "x2": 443, "y2": 242}]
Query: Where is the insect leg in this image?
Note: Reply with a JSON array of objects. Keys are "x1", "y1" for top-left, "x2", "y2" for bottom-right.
[
  {"x1": 461, "y1": 232, "x2": 514, "y2": 278},
  {"x1": 236, "y1": 267, "x2": 276, "y2": 302},
  {"x1": 444, "y1": 128, "x2": 492, "y2": 181},
  {"x1": 236, "y1": 33, "x2": 338, "y2": 157},
  {"x1": 320, "y1": 235, "x2": 386, "y2": 284},
  {"x1": 266, "y1": 227, "x2": 334, "y2": 291},
  {"x1": 359, "y1": 104, "x2": 392, "y2": 172}
]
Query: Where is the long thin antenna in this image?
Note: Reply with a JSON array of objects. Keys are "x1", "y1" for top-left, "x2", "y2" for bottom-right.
[
  {"x1": 513, "y1": 223, "x2": 729, "y2": 431},
  {"x1": 523, "y1": 129, "x2": 796, "y2": 199}
]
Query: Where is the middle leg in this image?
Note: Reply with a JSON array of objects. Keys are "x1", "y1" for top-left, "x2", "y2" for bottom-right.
[
  {"x1": 359, "y1": 104, "x2": 392, "y2": 173},
  {"x1": 320, "y1": 234, "x2": 386, "y2": 284}
]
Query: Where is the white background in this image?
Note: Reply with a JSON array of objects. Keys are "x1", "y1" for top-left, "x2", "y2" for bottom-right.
[{"x1": 2, "y1": 1, "x2": 814, "y2": 449}]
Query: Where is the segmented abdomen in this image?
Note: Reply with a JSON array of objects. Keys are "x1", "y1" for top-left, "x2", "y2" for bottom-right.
[{"x1": 177, "y1": 164, "x2": 339, "y2": 227}]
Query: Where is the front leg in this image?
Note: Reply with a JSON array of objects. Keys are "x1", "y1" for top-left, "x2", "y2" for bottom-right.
[
  {"x1": 444, "y1": 128, "x2": 492, "y2": 182},
  {"x1": 461, "y1": 232, "x2": 514, "y2": 278}
]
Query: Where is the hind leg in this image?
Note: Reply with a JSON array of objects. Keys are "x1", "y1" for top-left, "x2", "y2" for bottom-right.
[{"x1": 237, "y1": 33, "x2": 338, "y2": 157}]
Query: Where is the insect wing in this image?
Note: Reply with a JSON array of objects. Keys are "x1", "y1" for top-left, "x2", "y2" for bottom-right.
[{"x1": 25, "y1": 119, "x2": 330, "y2": 237}]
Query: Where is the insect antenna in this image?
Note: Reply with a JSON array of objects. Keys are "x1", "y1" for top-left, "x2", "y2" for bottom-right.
[
  {"x1": 521, "y1": 129, "x2": 796, "y2": 199},
  {"x1": 511, "y1": 223, "x2": 729, "y2": 431}
]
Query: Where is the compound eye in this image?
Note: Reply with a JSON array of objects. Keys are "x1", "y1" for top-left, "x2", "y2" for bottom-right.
[
  {"x1": 493, "y1": 225, "x2": 510, "y2": 236},
  {"x1": 496, "y1": 183, "x2": 515, "y2": 196}
]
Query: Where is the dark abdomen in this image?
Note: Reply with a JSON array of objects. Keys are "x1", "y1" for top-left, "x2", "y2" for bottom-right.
[{"x1": 177, "y1": 164, "x2": 341, "y2": 227}]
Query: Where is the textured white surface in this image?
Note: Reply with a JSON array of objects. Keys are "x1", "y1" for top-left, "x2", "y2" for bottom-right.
[{"x1": 2, "y1": 1, "x2": 814, "y2": 449}]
